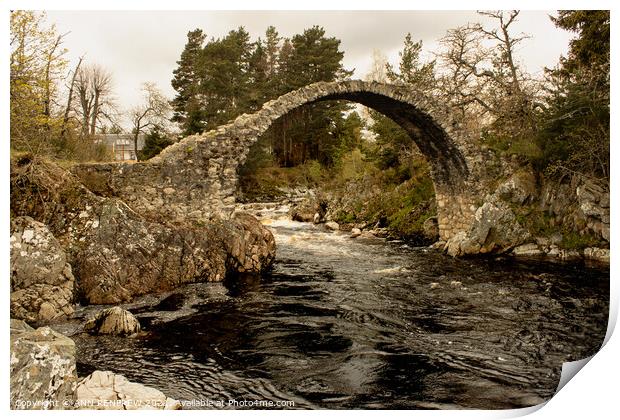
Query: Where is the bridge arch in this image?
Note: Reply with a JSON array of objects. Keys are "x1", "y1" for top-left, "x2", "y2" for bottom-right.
[
  {"x1": 75, "y1": 81, "x2": 485, "y2": 241},
  {"x1": 224, "y1": 81, "x2": 471, "y2": 187}
]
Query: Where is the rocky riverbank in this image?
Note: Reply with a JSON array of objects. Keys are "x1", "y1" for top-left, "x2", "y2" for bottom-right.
[
  {"x1": 10, "y1": 317, "x2": 180, "y2": 410},
  {"x1": 8, "y1": 154, "x2": 609, "y2": 408},
  {"x1": 9, "y1": 154, "x2": 276, "y2": 409},
  {"x1": 284, "y1": 166, "x2": 609, "y2": 264},
  {"x1": 10, "y1": 155, "x2": 275, "y2": 311}
]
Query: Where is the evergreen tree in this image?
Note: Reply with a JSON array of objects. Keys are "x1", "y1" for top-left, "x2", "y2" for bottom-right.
[
  {"x1": 170, "y1": 24, "x2": 353, "y2": 167},
  {"x1": 536, "y1": 11, "x2": 610, "y2": 184},
  {"x1": 332, "y1": 111, "x2": 365, "y2": 158},
  {"x1": 138, "y1": 125, "x2": 175, "y2": 161},
  {"x1": 276, "y1": 38, "x2": 294, "y2": 93},
  {"x1": 171, "y1": 29, "x2": 206, "y2": 135},
  {"x1": 386, "y1": 33, "x2": 435, "y2": 92},
  {"x1": 277, "y1": 26, "x2": 353, "y2": 166},
  {"x1": 264, "y1": 26, "x2": 281, "y2": 91},
  {"x1": 368, "y1": 111, "x2": 411, "y2": 170},
  {"x1": 199, "y1": 27, "x2": 253, "y2": 130},
  {"x1": 288, "y1": 26, "x2": 350, "y2": 87},
  {"x1": 247, "y1": 39, "x2": 269, "y2": 110},
  {"x1": 551, "y1": 10, "x2": 610, "y2": 72},
  {"x1": 369, "y1": 34, "x2": 435, "y2": 171}
]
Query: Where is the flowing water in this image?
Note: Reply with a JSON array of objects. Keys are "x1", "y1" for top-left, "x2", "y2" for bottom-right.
[{"x1": 67, "y1": 203, "x2": 608, "y2": 409}]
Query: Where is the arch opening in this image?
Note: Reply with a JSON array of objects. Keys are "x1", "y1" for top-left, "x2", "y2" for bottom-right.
[
  {"x1": 314, "y1": 92, "x2": 469, "y2": 185},
  {"x1": 236, "y1": 84, "x2": 471, "y2": 196}
]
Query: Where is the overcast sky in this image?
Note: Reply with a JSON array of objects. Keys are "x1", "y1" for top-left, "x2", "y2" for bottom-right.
[{"x1": 45, "y1": 10, "x2": 574, "y2": 126}]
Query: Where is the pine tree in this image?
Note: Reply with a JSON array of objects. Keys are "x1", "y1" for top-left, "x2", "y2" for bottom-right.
[
  {"x1": 138, "y1": 125, "x2": 174, "y2": 161},
  {"x1": 199, "y1": 27, "x2": 253, "y2": 129},
  {"x1": 368, "y1": 34, "x2": 435, "y2": 171},
  {"x1": 276, "y1": 38, "x2": 294, "y2": 93},
  {"x1": 535, "y1": 11, "x2": 610, "y2": 184},
  {"x1": 551, "y1": 11, "x2": 610, "y2": 72},
  {"x1": 247, "y1": 39, "x2": 269, "y2": 110},
  {"x1": 289, "y1": 26, "x2": 350, "y2": 87},
  {"x1": 278, "y1": 26, "x2": 353, "y2": 166},
  {"x1": 171, "y1": 29, "x2": 206, "y2": 135},
  {"x1": 386, "y1": 33, "x2": 435, "y2": 92},
  {"x1": 170, "y1": 24, "x2": 354, "y2": 168},
  {"x1": 332, "y1": 111, "x2": 364, "y2": 159},
  {"x1": 264, "y1": 26, "x2": 280, "y2": 83}
]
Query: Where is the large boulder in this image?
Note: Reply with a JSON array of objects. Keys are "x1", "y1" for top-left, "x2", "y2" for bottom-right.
[
  {"x1": 226, "y1": 212, "x2": 276, "y2": 273},
  {"x1": 10, "y1": 216, "x2": 75, "y2": 324},
  {"x1": 496, "y1": 169, "x2": 538, "y2": 205},
  {"x1": 74, "y1": 199, "x2": 230, "y2": 304},
  {"x1": 291, "y1": 211, "x2": 315, "y2": 223},
  {"x1": 11, "y1": 158, "x2": 276, "y2": 305},
  {"x1": 75, "y1": 371, "x2": 181, "y2": 410},
  {"x1": 445, "y1": 196, "x2": 530, "y2": 257},
  {"x1": 325, "y1": 221, "x2": 340, "y2": 231},
  {"x1": 290, "y1": 195, "x2": 327, "y2": 223},
  {"x1": 84, "y1": 307, "x2": 141, "y2": 336},
  {"x1": 10, "y1": 320, "x2": 78, "y2": 410}
]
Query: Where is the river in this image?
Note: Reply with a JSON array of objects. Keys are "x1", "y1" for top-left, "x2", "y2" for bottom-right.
[{"x1": 69, "y1": 203, "x2": 609, "y2": 409}]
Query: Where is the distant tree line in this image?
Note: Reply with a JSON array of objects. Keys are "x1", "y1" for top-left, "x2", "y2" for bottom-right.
[{"x1": 10, "y1": 9, "x2": 609, "y2": 187}]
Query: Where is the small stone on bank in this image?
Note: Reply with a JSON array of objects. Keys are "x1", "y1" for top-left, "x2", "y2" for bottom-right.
[{"x1": 325, "y1": 221, "x2": 339, "y2": 231}]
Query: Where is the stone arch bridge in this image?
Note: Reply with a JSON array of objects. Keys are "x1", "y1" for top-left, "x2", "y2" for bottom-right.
[{"x1": 75, "y1": 80, "x2": 502, "y2": 244}]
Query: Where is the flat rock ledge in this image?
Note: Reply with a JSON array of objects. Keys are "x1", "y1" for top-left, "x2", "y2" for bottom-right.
[
  {"x1": 511, "y1": 243, "x2": 610, "y2": 263},
  {"x1": 75, "y1": 370, "x2": 180, "y2": 410}
]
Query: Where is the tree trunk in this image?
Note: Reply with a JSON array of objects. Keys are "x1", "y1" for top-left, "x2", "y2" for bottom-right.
[
  {"x1": 60, "y1": 57, "x2": 83, "y2": 141},
  {"x1": 90, "y1": 90, "x2": 100, "y2": 135},
  {"x1": 133, "y1": 131, "x2": 140, "y2": 161}
]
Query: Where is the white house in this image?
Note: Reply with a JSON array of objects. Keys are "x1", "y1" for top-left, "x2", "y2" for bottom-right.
[{"x1": 95, "y1": 134, "x2": 146, "y2": 161}]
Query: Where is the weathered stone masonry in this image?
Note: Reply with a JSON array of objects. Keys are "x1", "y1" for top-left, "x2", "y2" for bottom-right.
[{"x1": 74, "y1": 80, "x2": 498, "y2": 244}]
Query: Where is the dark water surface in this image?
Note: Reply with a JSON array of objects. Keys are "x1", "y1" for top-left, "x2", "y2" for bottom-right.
[{"x1": 70, "y1": 204, "x2": 608, "y2": 409}]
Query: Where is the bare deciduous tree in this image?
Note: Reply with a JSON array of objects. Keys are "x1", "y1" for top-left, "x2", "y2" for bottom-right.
[
  {"x1": 436, "y1": 25, "x2": 491, "y2": 123},
  {"x1": 129, "y1": 82, "x2": 171, "y2": 160},
  {"x1": 60, "y1": 55, "x2": 83, "y2": 140},
  {"x1": 74, "y1": 63, "x2": 116, "y2": 136},
  {"x1": 435, "y1": 10, "x2": 539, "y2": 140},
  {"x1": 475, "y1": 10, "x2": 530, "y2": 97}
]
